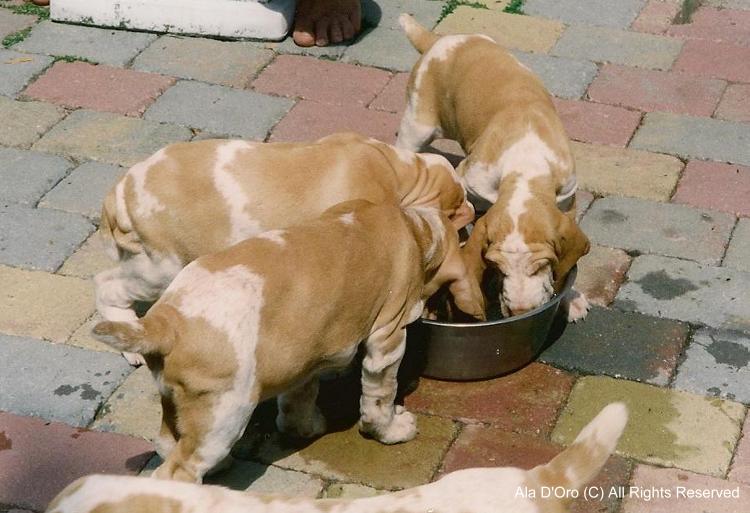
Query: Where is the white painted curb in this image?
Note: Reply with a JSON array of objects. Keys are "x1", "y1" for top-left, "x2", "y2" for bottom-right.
[{"x1": 51, "y1": 0, "x2": 295, "y2": 40}]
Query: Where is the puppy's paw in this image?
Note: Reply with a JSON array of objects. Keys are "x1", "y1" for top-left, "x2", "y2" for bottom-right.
[
  {"x1": 123, "y1": 351, "x2": 146, "y2": 366},
  {"x1": 565, "y1": 290, "x2": 590, "y2": 323},
  {"x1": 375, "y1": 406, "x2": 418, "y2": 445}
]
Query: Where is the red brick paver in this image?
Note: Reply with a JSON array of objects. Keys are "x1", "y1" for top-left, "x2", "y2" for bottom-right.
[
  {"x1": 715, "y1": 84, "x2": 750, "y2": 123},
  {"x1": 729, "y1": 415, "x2": 750, "y2": 484},
  {"x1": 623, "y1": 465, "x2": 750, "y2": 512},
  {"x1": 553, "y1": 98, "x2": 642, "y2": 147},
  {"x1": 672, "y1": 160, "x2": 750, "y2": 217},
  {"x1": 369, "y1": 72, "x2": 409, "y2": 114},
  {"x1": 587, "y1": 65, "x2": 726, "y2": 117},
  {"x1": 0, "y1": 412, "x2": 153, "y2": 511},
  {"x1": 673, "y1": 39, "x2": 750, "y2": 83},
  {"x1": 631, "y1": 0, "x2": 682, "y2": 34},
  {"x1": 441, "y1": 425, "x2": 632, "y2": 513},
  {"x1": 404, "y1": 363, "x2": 574, "y2": 436},
  {"x1": 23, "y1": 62, "x2": 175, "y2": 117},
  {"x1": 667, "y1": 7, "x2": 750, "y2": 47},
  {"x1": 252, "y1": 55, "x2": 391, "y2": 107},
  {"x1": 270, "y1": 100, "x2": 400, "y2": 143}
]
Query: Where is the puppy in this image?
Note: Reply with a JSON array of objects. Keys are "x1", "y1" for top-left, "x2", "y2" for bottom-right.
[
  {"x1": 47, "y1": 403, "x2": 627, "y2": 513},
  {"x1": 397, "y1": 16, "x2": 590, "y2": 322},
  {"x1": 95, "y1": 132, "x2": 477, "y2": 365},
  {"x1": 91, "y1": 200, "x2": 484, "y2": 483}
]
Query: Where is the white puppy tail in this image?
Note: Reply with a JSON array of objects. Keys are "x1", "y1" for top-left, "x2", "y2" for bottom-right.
[
  {"x1": 92, "y1": 315, "x2": 174, "y2": 356},
  {"x1": 529, "y1": 403, "x2": 628, "y2": 492},
  {"x1": 399, "y1": 14, "x2": 439, "y2": 54}
]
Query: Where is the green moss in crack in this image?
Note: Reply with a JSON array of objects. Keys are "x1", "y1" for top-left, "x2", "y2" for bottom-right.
[
  {"x1": 10, "y1": 3, "x2": 50, "y2": 19},
  {"x1": 52, "y1": 55, "x2": 98, "y2": 64},
  {"x1": 438, "y1": 0, "x2": 489, "y2": 23},
  {"x1": 2, "y1": 26, "x2": 31, "y2": 48},
  {"x1": 503, "y1": 0, "x2": 525, "y2": 15}
]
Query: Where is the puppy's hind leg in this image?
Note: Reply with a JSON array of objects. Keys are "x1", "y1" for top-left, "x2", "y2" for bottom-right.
[
  {"x1": 396, "y1": 104, "x2": 441, "y2": 152},
  {"x1": 154, "y1": 390, "x2": 258, "y2": 483},
  {"x1": 276, "y1": 377, "x2": 327, "y2": 438},
  {"x1": 358, "y1": 328, "x2": 417, "y2": 444}
]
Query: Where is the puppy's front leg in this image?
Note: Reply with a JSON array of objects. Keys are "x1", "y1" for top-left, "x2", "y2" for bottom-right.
[
  {"x1": 276, "y1": 378, "x2": 327, "y2": 438},
  {"x1": 358, "y1": 329, "x2": 417, "y2": 444},
  {"x1": 562, "y1": 287, "x2": 590, "y2": 322}
]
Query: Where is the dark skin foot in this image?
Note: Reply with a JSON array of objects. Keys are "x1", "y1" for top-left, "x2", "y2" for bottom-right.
[
  {"x1": 31, "y1": 0, "x2": 49, "y2": 5},
  {"x1": 293, "y1": 0, "x2": 362, "y2": 47}
]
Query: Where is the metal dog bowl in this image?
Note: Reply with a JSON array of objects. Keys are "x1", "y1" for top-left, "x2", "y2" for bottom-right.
[{"x1": 406, "y1": 267, "x2": 577, "y2": 381}]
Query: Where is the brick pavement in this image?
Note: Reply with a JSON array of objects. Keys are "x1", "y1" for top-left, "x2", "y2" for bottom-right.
[{"x1": 1, "y1": 1, "x2": 749, "y2": 511}]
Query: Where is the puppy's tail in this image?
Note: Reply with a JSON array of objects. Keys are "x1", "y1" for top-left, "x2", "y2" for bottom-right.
[
  {"x1": 399, "y1": 14, "x2": 439, "y2": 54},
  {"x1": 529, "y1": 403, "x2": 628, "y2": 493},
  {"x1": 92, "y1": 313, "x2": 174, "y2": 356}
]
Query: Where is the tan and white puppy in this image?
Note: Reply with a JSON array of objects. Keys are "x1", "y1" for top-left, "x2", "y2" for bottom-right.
[
  {"x1": 95, "y1": 132, "x2": 477, "y2": 364},
  {"x1": 397, "y1": 15, "x2": 590, "y2": 321},
  {"x1": 91, "y1": 200, "x2": 484, "y2": 483},
  {"x1": 47, "y1": 403, "x2": 627, "y2": 513}
]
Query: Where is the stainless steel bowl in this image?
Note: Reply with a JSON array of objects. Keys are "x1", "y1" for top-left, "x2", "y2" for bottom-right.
[{"x1": 405, "y1": 267, "x2": 578, "y2": 381}]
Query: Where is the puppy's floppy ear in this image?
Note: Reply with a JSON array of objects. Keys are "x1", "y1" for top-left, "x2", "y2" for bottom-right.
[
  {"x1": 440, "y1": 229, "x2": 486, "y2": 321},
  {"x1": 461, "y1": 215, "x2": 489, "y2": 286},
  {"x1": 552, "y1": 213, "x2": 589, "y2": 290}
]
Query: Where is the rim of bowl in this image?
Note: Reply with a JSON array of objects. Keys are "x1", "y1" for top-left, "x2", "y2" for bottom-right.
[{"x1": 419, "y1": 266, "x2": 578, "y2": 328}]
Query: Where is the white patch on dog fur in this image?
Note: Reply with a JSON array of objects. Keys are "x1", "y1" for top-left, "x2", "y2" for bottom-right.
[
  {"x1": 339, "y1": 212, "x2": 356, "y2": 225},
  {"x1": 256, "y1": 229, "x2": 286, "y2": 246},
  {"x1": 170, "y1": 263, "x2": 263, "y2": 476},
  {"x1": 463, "y1": 130, "x2": 566, "y2": 206},
  {"x1": 498, "y1": 179, "x2": 554, "y2": 314},
  {"x1": 213, "y1": 141, "x2": 263, "y2": 245},
  {"x1": 129, "y1": 149, "x2": 168, "y2": 218}
]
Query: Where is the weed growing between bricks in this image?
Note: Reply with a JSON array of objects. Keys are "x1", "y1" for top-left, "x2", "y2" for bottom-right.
[
  {"x1": 52, "y1": 55, "x2": 99, "y2": 64},
  {"x1": 438, "y1": 0, "x2": 488, "y2": 23},
  {"x1": 504, "y1": 0, "x2": 525, "y2": 14},
  {"x1": 6, "y1": 2, "x2": 50, "y2": 19},
  {"x1": 2, "y1": 26, "x2": 30, "y2": 47}
]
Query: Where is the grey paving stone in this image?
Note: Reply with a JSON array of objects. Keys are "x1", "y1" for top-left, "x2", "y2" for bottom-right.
[
  {"x1": 524, "y1": 0, "x2": 646, "y2": 29},
  {"x1": 341, "y1": 0, "x2": 443, "y2": 71},
  {"x1": 540, "y1": 306, "x2": 689, "y2": 385},
  {"x1": 33, "y1": 110, "x2": 192, "y2": 167},
  {"x1": 673, "y1": 328, "x2": 750, "y2": 404},
  {"x1": 132, "y1": 36, "x2": 275, "y2": 88},
  {"x1": 0, "y1": 203, "x2": 94, "y2": 271},
  {"x1": 512, "y1": 51, "x2": 599, "y2": 99},
  {"x1": 269, "y1": 38, "x2": 348, "y2": 59},
  {"x1": 615, "y1": 254, "x2": 750, "y2": 332},
  {"x1": 552, "y1": 25, "x2": 683, "y2": 70},
  {"x1": 16, "y1": 21, "x2": 157, "y2": 66},
  {"x1": 630, "y1": 112, "x2": 750, "y2": 167},
  {"x1": 0, "y1": 333, "x2": 132, "y2": 427},
  {"x1": 341, "y1": 26, "x2": 419, "y2": 72},
  {"x1": 206, "y1": 460, "x2": 324, "y2": 496},
  {"x1": 144, "y1": 81, "x2": 293, "y2": 139},
  {"x1": 0, "y1": 48, "x2": 53, "y2": 97},
  {"x1": 580, "y1": 196, "x2": 735, "y2": 265},
  {"x1": 362, "y1": 0, "x2": 444, "y2": 29},
  {"x1": 0, "y1": 8, "x2": 36, "y2": 40},
  {"x1": 39, "y1": 161, "x2": 124, "y2": 221},
  {"x1": 724, "y1": 218, "x2": 750, "y2": 273},
  {"x1": 0, "y1": 95, "x2": 65, "y2": 148},
  {"x1": 0, "y1": 147, "x2": 72, "y2": 205}
]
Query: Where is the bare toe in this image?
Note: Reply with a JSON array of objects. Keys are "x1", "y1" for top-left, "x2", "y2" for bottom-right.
[
  {"x1": 293, "y1": 18, "x2": 316, "y2": 47},
  {"x1": 315, "y1": 17, "x2": 331, "y2": 46}
]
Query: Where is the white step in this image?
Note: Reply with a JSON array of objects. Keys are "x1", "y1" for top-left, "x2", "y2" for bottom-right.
[{"x1": 50, "y1": 0, "x2": 295, "y2": 40}]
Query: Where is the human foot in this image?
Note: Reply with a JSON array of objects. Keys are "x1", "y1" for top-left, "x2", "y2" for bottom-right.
[
  {"x1": 30, "y1": 0, "x2": 50, "y2": 6},
  {"x1": 293, "y1": 0, "x2": 361, "y2": 47}
]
